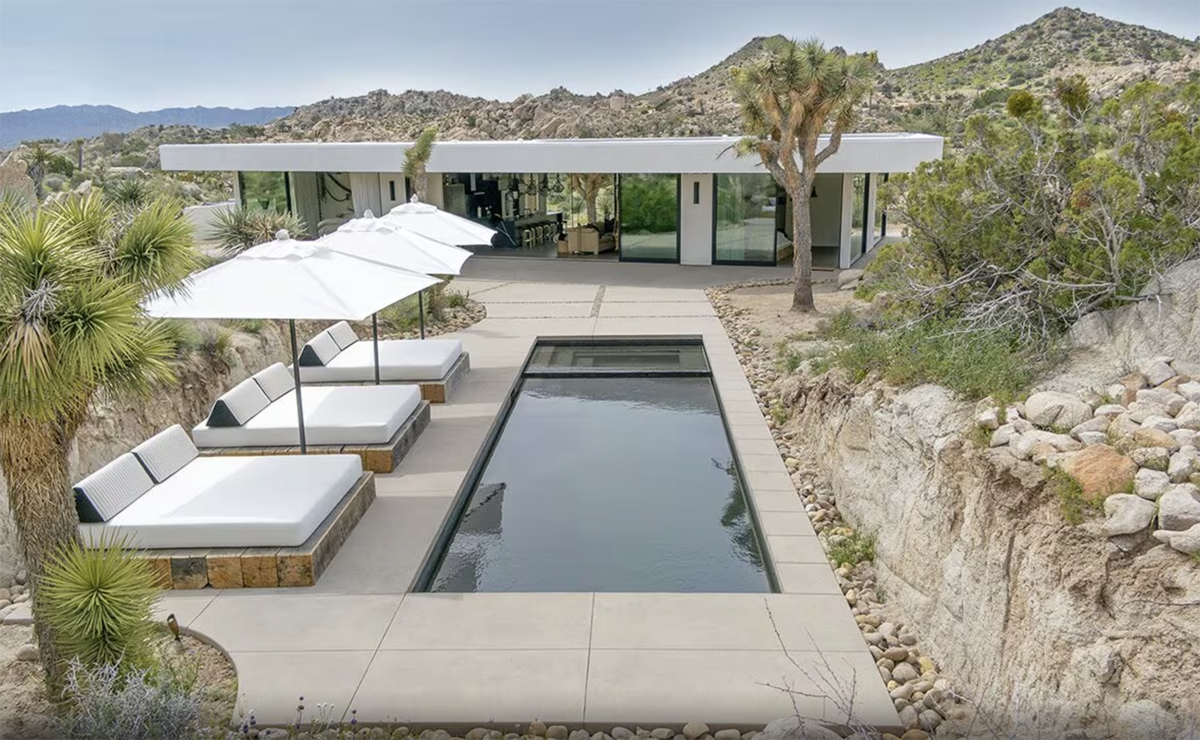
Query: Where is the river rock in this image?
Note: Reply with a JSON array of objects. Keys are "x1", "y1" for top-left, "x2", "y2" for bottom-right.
[
  {"x1": 1142, "y1": 415, "x2": 1178, "y2": 433},
  {"x1": 713, "y1": 730, "x2": 740, "y2": 740},
  {"x1": 14, "y1": 570, "x2": 25, "y2": 585},
  {"x1": 1063, "y1": 444, "x2": 1137, "y2": 499},
  {"x1": 1128, "y1": 446, "x2": 1170, "y2": 470},
  {"x1": 757, "y1": 718, "x2": 839, "y2": 740},
  {"x1": 1127, "y1": 400, "x2": 1168, "y2": 423},
  {"x1": 546, "y1": 726, "x2": 568, "y2": 740},
  {"x1": 651, "y1": 730, "x2": 673, "y2": 740},
  {"x1": 1171, "y1": 430, "x2": 1199, "y2": 448},
  {"x1": 838, "y1": 269, "x2": 865, "y2": 288},
  {"x1": 1143, "y1": 361, "x2": 1177, "y2": 387},
  {"x1": 1177, "y1": 381, "x2": 1200, "y2": 403},
  {"x1": 0, "y1": 588, "x2": 9, "y2": 602},
  {"x1": 16, "y1": 643, "x2": 38, "y2": 661},
  {"x1": 1178, "y1": 411, "x2": 1200, "y2": 431},
  {"x1": 1070, "y1": 417, "x2": 1110, "y2": 438},
  {"x1": 990, "y1": 423, "x2": 1019, "y2": 447},
  {"x1": 569, "y1": 731, "x2": 591, "y2": 740},
  {"x1": 681, "y1": 723, "x2": 708, "y2": 740},
  {"x1": 892, "y1": 662, "x2": 920, "y2": 683},
  {"x1": 1076, "y1": 431, "x2": 1107, "y2": 446},
  {"x1": 612, "y1": 729, "x2": 633, "y2": 740},
  {"x1": 1026, "y1": 391, "x2": 1092, "y2": 429},
  {"x1": 1134, "y1": 468, "x2": 1172, "y2": 500},
  {"x1": 1094, "y1": 403, "x2": 1127, "y2": 418},
  {"x1": 528, "y1": 721, "x2": 547, "y2": 738},
  {"x1": 1169, "y1": 447, "x2": 1198, "y2": 482},
  {"x1": 1154, "y1": 523, "x2": 1200, "y2": 555},
  {"x1": 1157, "y1": 485, "x2": 1200, "y2": 531},
  {"x1": 1100, "y1": 494, "x2": 1157, "y2": 536},
  {"x1": 1133, "y1": 427, "x2": 1181, "y2": 452}
]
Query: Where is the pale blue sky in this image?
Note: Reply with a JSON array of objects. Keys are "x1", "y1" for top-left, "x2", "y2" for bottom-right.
[{"x1": 1, "y1": 0, "x2": 1197, "y2": 112}]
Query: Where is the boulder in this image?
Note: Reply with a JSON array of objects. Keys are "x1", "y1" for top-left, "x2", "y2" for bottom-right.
[
  {"x1": 1177, "y1": 411, "x2": 1200, "y2": 431},
  {"x1": 1070, "y1": 417, "x2": 1110, "y2": 438},
  {"x1": 1177, "y1": 380, "x2": 1200, "y2": 403},
  {"x1": 757, "y1": 717, "x2": 840, "y2": 740},
  {"x1": 1029, "y1": 430, "x2": 1082, "y2": 452},
  {"x1": 1157, "y1": 485, "x2": 1200, "y2": 531},
  {"x1": 1128, "y1": 447, "x2": 1170, "y2": 471},
  {"x1": 837, "y1": 269, "x2": 865, "y2": 289},
  {"x1": 1132, "y1": 427, "x2": 1181, "y2": 452},
  {"x1": 1094, "y1": 403, "x2": 1128, "y2": 418},
  {"x1": 681, "y1": 723, "x2": 708, "y2": 740},
  {"x1": 1077, "y1": 431, "x2": 1107, "y2": 446},
  {"x1": 1141, "y1": 415, "x2": 1178, "y2": 433},
  {"x1": 1108, "y1": 414, "x2": 1141, "y2": 438},
  {"x1": 1170, "y1": 429, "x2": 1198, "y2": 448},
  {"x1": 1153, "y1": 523, "x2": 1200, "y2": 555},
  {"x1": 1062, "y1": 444, "x2": 1138, "y2": 500},
  {"x1": 1099, "y1": 494, "x2": 1156, "y2": 536},
  {"x1": 1025, "y1": 391, "x2": 1092, "y2": 430},
  {"x1": 1134, "y1": 468, "x2": 1172, "y2": 501},
  {"x1": 1115, "y1": 699, "x2": 1181, "y2": 740},
  {"x1": 1127, "y1": 401, "x2": 1169, "y2": 423},
  {"x1": 990, "y1": 423, "x2": 1018, "y2": 447},
  {"x1": 16, "y1": 643, "x2": 38, "y2": 661}
]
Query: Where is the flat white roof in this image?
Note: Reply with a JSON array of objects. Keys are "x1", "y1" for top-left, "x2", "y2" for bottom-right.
[{"x1": 159, "y1": 134, "x2": 943, "y2": 175}]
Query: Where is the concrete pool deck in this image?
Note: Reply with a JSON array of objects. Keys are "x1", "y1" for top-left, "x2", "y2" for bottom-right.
[{"x1": 11, "y1": 267, "x2": 897, "y2": 730}]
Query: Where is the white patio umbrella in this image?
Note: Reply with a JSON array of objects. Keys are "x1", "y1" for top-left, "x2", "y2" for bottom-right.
[
  {"x1": 381, "y1": 197, "x2": 499, "y2": 248},
  {"x1": 145, "y1": 231, "x2": 440, "y2": 453},
  {"x1": 326, "y1": 211, "x2": 475, "y2": 341}
]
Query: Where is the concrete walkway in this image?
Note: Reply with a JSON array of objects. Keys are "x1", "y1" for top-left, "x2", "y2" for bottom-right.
[{"x1": 12, "y1": 264, "x2": 894, "y2": 730}]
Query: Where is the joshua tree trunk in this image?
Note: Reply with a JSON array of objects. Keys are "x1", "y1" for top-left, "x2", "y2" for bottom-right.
[
  {"x1": 788, "y1": 174, "x2": 816, "y2": 312},
  {"x1": 586, "y1": 194, "x2": 598, "y2": 226},
  {"x1": 0, "y1": 417, "x2": 81, "y2": 687}
]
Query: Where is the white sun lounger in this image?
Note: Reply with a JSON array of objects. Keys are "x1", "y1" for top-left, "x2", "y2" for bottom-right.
[
  {"x1": 75, "y1": 426, "x2": 364, "y2": 549},
  {"x1": 191, "y1": 363, "x2": 422, "y2": 448},
  {"x1": 295, "y1": 321, "x2": 464, "y2": 383}
]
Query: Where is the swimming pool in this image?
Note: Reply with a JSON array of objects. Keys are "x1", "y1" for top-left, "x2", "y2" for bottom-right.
[{"x1": 416, "y1": 337, "x2": 773, "y2": 593}]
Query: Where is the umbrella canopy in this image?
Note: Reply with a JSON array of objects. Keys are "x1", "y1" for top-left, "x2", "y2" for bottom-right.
[
  {"x1": 380, "y1": 199, "x2": 498, "y2": 247},
  {"x1": 145, "y1": 231, "x2": 440, "y2": 453},
  {"x1": 146, "y1": 231, "x2": 440, "y2": 321},
  {"x1": 327, "y1": 214, "x2": 473, "y2": 276}
]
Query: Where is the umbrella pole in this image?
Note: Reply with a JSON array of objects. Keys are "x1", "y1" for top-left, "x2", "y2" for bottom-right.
[
  {"x1": 372, "y1": 313, "x2": 381, "y2": 385},
  {"x1": 289, "y1": 319, "x2": 308, "y2": 454},
  {"x1": 418, "y1": 290, "x2": 426, "y2": 340}
]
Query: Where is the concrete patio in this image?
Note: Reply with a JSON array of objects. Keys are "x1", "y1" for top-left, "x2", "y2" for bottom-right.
[{"x1": 6, "y1": 264, "x2": 895, "y2": 730}]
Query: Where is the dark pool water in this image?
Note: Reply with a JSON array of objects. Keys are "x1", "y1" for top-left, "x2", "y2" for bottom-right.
[{"x1": 424, "y1": 343, "x2": 770, "y2": 592}]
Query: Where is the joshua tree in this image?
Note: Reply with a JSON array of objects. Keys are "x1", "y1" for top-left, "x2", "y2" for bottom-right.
[
  {"x1": 24, "y1": 144, "x2": 54, "y2": 201},
  {"x1": 403, "y1": 126, "x2": 438, "y2": 202},
  {"x1": 73, "y1": 138, "x2": 85, "y2": 171},
  {"x1": 0, "y1": 193, "x2": 198, "y2": 686},
  {"x1": 567, "y1": 173, "x2": 609, "y2": 226},
  {"x1": 730, "y1": 38, "x2": 875, "y2": 311}
]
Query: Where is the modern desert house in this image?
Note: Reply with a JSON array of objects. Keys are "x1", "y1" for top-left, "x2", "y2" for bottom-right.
[{"x1": 160, "y1": 134, "x2": 943, "y2": 269}]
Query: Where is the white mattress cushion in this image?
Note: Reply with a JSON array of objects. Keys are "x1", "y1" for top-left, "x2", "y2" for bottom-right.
[
  {"x1": 327, "y1": 321, "x2": 359, "y2": 350},
  {"x1": 300, "y1": 331, "x2": 341, "y2": 367},
  {"x1": 298, "y1": 339, "x2": 462, "y2": 383},
  {"x1": 131, "y1": 425, "x2": 198, "y2": 483},
  {"x1": 79, "y1": 455, "x2": 363, "y2": 549},
  {"x1": 74, "y1": 453, "x2": 155, "y2": 523},
  {"x1": 193, "y1": 385, "x2": 422, "y2": 447},
  {"x1": 208, "y1": 377, "x2": 271, "y2": 427},
  {"x1": 253, "y1": 363, "x2": 295, "y2": 402}
]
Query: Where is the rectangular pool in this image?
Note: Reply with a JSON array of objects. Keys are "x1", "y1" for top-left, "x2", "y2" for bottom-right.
[{"x1": 416, "y1": 338, "x2": 773, "y2": 593}]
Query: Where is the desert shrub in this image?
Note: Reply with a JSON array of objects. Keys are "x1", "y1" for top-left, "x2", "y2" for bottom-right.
[
  {"x1": 159, "y1": 321, "x2": 234, "y2": 364},
  {"x1": 211, "y1": 205, "x2": 307, "y2": 254},
  {"x1": 230, "y1": 318, "x2": 265, "y2": 334},
  {"x1": 446, "y1": 290, "x2": 468, "y2": 308},
  {"x1": 826, "y1": 531, "x2": 876, "y2": 567},
  {"x1": 105, "y1": 178, "x2": 150, "y2": 208},
  {"x1": 59, "y1": 656, "x2": 200, "y2": 740},
  {"x1": 1046, "y1": 468, "x2": 1100, "y2": 525},
  {"x1": 39, "y1": 535, "x2": 159, "y2": 672}
]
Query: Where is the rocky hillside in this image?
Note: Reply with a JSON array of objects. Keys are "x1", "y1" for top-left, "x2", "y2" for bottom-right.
[{"x1": 885, "y1": 7, "x2": 1200, "y2": 100}]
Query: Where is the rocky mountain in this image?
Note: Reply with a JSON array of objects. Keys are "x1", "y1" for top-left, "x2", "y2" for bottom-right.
[
  {"x1": 0, "y1": 104, "x2": 295, "y2": 148},
  {"x1": 884, "y1": 7, "x2": 1200, "y2": 100}
]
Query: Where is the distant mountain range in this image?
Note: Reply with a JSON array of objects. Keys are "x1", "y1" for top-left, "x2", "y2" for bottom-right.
[{"x1": 0, "y1": 105, "x2": 295, "y2": 148}]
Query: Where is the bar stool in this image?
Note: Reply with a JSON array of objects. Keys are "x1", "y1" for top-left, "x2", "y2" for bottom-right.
[{"x1": 522, "y1": 228, "x2": 535, "y2": 248}]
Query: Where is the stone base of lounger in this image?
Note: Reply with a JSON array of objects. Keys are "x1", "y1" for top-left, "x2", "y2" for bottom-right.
[
  {"x1": 196, "y1": 401, "x2": 430, "y2": 473},
  {"x1": 135, "y1": 471, "x2": 376, "y2": 590}
]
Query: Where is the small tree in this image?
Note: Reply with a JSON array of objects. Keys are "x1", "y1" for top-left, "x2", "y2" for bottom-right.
[
  {"x1": 730, "y1": 38, "x2": 875, "y2": 311},
  {"x1": 0, "y1": 193, "x2": 198, "y2": 687},
  {"x1": 567, "y1": 173, "x2": 608, "y2": 225},
  {"x1": 403, "y1": 126, "x2": 438, "y2": 202}
]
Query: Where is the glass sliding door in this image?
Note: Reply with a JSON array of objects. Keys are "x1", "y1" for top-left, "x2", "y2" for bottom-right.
[
  {"x1": 714, "y1": 173, "x2": 779, "y2": 265},
  {"x1": 849, "y1": 174, "x2": 866, "y2": 262},
  {"x1": 617, "y1": 174, "x2": 679, "y2": 263},
  {"x1": 239, "y1": 171, "x2": 291, "y2": 213}
]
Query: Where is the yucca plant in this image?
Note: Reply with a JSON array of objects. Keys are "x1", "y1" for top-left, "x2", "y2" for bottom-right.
[
  {"x1": 39, "y1": 534, "x2": 159, "y2": 672},
  {"x1": 0, "y1": 192, "x2": 197, "y2": 687},
  {"x1": 105, "y1": 178, "x2": 150, "y2": 208},
  {"x1": 211, "y1": 204, "x2": 307, "y2": 254},
  {"x1": 403, "y1": 125, "x2": 438, "y2": 201}
]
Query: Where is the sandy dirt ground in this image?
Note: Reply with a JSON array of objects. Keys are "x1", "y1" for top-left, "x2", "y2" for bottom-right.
[
  {"x1": 0, "y1": 624, "x2": 237, "y2": 739},
  {"x1": 722, "y1": 282, "x2": 869, "y2": 348}
]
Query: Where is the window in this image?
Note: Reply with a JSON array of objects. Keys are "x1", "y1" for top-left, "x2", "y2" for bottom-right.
[
  {"x1": 239, "y1": 172, "x2": 290, "y2": 213},
  {"x1": 714, "y1": 173, "x2": 778, "y2": 264},
  {"x1": 618, "y1": 174, "x2": 679, "y2": 262},
  {"x1": 849, "y1": 174, "x2": 866, "y2": 260}
]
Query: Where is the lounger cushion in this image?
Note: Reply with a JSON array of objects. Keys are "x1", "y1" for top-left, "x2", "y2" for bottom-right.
[
  {"x1": 327, "y1": 321, "x2": 359, "y2": 350},
  {"x1": 208, "y1": 378, "x2": 271, "y2": 427},
  {"x1": 131, "y1": 425, "x2": 198, "y2": 484},
  {"x1": 297, "y1": 339, "x2": 463, "y2": 383},
  {"x1": 78, "y1": 455, "x2": 363, "y2": 549},
  {"x1": 192, "y1": 385, "x2": 421, "y2": 447},
  {"x1": 299, "y1": 331, "x2": 341, "y2": 367},
  {"x1": 73, "y1": 453, "x2": 155, "y2": 523},
  {"x1": 253, "y1": 363, "x2": 295, "y2": 402}
]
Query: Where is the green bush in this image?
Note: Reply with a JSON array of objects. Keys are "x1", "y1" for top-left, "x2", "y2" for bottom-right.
[
  {"x1": 826, "y1": 531, "x2": 876, "y2": 567},
  {"x1": 1046, "y1": 468, "x2": 1101, "y2": 525},
  {"x1": 39, "y1": 535, "x2": 159, "y2": 672},
  {"x1": 211, "y1": 205, "x2": 307, "y2": 254},
  {"x1": 105, "y1": 178, "x2": 150, "y2": 208}
]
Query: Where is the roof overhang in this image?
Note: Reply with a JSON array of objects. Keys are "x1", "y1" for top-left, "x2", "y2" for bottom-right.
[{"x1": 160, "y1": 134, "x2": 944, "y2": 175}]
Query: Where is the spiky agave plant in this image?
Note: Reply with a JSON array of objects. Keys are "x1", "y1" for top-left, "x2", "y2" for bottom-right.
[
  {"x1": 39, "y1": 534, "x2": 160, "y2": 672},
  {"x1": 211, "y1": 204, "x2": 306, "y2": 255}
]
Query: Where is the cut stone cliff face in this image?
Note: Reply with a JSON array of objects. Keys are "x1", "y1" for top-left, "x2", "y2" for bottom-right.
[{"x1": 780, "y1": 260, "x2": 1200, "y2": 736}]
